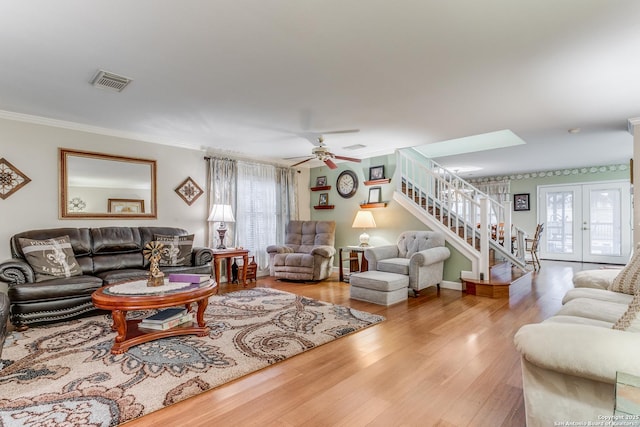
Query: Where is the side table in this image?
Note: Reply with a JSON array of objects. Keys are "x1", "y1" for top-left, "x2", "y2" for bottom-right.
[
  {"x1": 338, "y1": 246, "x2": 370, "y2": 282},
  {"x1": 616, "y1": 371, "x2": 640, "y2": 415},
  {"x1": 212, "y1": 248, "x2": 249, "y2": 285}
]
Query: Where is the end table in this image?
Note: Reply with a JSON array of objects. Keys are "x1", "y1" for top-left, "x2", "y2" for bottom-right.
[{"x1": 339, "y1": 246, "x2": 370, "y2": 282}]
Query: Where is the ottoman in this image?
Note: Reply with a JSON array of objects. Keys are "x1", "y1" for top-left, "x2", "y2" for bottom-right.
[{"x1": 349, "y1": 271, "x2": 409, "y2": 306}]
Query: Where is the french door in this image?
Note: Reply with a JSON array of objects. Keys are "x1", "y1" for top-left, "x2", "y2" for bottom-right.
[{"x1": 538, "y1": 181, "x2": 631, "y2": 264}]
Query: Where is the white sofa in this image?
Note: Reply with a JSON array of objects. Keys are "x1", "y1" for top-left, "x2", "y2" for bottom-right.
[
  {"x1": 571, "y1": 267, "x2": 622, "y2": 290},
  {"x1": 514, "y1": 272, "x2": 640, "y2": 425}
]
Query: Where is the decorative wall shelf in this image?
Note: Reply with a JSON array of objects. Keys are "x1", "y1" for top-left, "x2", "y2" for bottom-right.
[
  {"x1": 310, "y1": 185, "x2": 331, "y2": 191},
  {"x1": 314, "y1": 205, "x2": 335, "y2": 210},
  {"x1": 364, "y1": 178, "x2": 391, "y2": 186},
  {"x1": 360, "y1": 202, "x2": 388, "y2": 209}
]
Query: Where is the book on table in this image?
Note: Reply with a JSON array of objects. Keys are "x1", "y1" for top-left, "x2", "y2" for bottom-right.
[
  {"x1": 168, "y1": 273, "x2": 211, "y2": 284},
  {"x1": 139, "y1": 312, "x2": 194, "y2": 330},
  {"x1": 142, "y1": 307, "x2": 187, "y2": 324}
]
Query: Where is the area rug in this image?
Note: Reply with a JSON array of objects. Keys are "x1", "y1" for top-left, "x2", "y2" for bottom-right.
[{"x1": 0, "y1": 288, "x2": 384, "y2": 426}]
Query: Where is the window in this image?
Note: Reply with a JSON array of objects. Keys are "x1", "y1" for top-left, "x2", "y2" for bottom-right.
[{"x1": 235, "y1": 162, "x2": 297, "y2": 268}]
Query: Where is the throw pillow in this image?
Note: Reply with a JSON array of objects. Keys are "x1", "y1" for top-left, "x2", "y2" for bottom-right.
[
  {"x1": 154, "y1": 234, "x2": 194, "y2": 267},
  {"x1": 612, "y1": 286, "x2": 640, "y2": 332},
  {"x1": 609, "y1": 250, "x2": 640, "y2": 295},
  {"x1": 18, "y1": 235, "x2": 82, "y2": 282}
]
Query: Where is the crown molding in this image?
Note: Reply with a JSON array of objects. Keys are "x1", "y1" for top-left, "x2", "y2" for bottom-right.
[{"x1": 0, "y1": 109, "x2": 204, "y2": 152}]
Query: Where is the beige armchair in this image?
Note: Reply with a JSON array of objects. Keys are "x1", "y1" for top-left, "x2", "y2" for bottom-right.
[
  {"x1": 364, "y1": 230, "x2": 450, "y2": 296},
  {"x1": 267, "y1": 221, "x2": 336, "y2": 281}
]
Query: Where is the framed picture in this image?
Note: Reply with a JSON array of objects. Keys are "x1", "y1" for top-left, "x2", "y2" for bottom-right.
[
  {"x1": 175, "y1": 176, "x2": 204, "y2": 206},
  {"x1": 368, "y1": 186, "x2": 382, "y2": 204},
  {"x1": 108, "y1": 198, "x2": 145, "y2": 213},
  {"x1": 514, "y1": 193, "x2": 530, "y2": 211},
  {"x1": 369, "y1": 165, "x2": 385, "y2": 181},
  {"x1": 319, "y1": 193, "x2": 329, "y2": 206},
  {"x1": 316, "y1": 176, "x2": 327, "y2": 187}
]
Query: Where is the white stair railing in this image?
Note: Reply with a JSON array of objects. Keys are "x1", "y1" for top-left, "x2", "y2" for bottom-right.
[{"x1": 396, "y1": 149, "x2": 526, "y2": 272}]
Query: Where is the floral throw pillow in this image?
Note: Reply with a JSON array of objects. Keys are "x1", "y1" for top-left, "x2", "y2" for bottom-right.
[
  {"x1": 609, "y1": 250, "x2": 640, "y2": 295},
  {"x1": 18, "y1": 235, "x2": 82, "y2": 282},
  {"x1": 154, "y1": 234, "x2": 194, "y2": 267}
]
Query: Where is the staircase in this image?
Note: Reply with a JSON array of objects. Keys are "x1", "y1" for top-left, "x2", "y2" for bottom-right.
[{"x1": 395, "y1": 149, "x2": 527, "y2": 296}]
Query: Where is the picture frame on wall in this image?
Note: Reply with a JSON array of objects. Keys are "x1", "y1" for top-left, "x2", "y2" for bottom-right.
[
  {"x1": 369, "y1": 165, "x2": 385, "y2": 181},
  {"x1": 175, "y1": 176, "x2": 204, "y2": 206},
  {"x1": 319, "y1": 193, "x2": 329, "y2": 206},
  {"x1": 514, "y1": 193, "x2": 530, "y2": 211},
  {"x1": 108, "y1": 198, "x2": 145, "y2": 213},
  {"x1": 368, "y1": 186, "x2": 382, "y2": 204},
  {"x1": 316, "y1": 176, "x2": 327, "y2": 187}
]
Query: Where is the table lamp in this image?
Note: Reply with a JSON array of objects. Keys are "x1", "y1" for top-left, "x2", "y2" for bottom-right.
[
  {"x1": 352, "y1": 210, "x2": 376, "y2": 247},
  {"x1": 208, "y1": 204, "x2": 235, "y2": 249}
]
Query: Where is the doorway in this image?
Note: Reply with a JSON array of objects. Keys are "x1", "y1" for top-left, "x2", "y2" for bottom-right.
[{"x1": 538, "y1": 181, "x2": 631, "y2": 264}]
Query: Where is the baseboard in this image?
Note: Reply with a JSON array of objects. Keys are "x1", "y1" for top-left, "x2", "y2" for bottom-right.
[{"x1": 440, "y1": 280, "x2": 463, "y2": 291}]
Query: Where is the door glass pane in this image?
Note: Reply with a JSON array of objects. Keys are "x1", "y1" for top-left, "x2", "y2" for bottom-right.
[
  {"x1": 589, "y1": 189, "x2": 621, "y2": 256},
  {"x1": 546, "y1": 191, "x2": 573, "y2": 254}
]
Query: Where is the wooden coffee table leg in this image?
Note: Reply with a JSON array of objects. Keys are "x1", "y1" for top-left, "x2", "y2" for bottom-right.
[
  {"x1": 195, "y1": 298, "x2": 208, "y2": 329},
  {"x1": 112, "y1": 310, "x2": 127, "y2": 343}
]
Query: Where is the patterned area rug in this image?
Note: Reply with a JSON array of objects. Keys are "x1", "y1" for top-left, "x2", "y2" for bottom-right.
[{"x1": 0, "y1": 288, "x2": 384, "y2": 426}]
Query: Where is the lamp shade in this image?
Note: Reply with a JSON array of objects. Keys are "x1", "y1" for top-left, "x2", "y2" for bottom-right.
[
  {"x1": 208, "y1": 204, "x2": 235, "y2": 223},
  {"x1": 352, "y1": 211, "x2": 376, "y2": 247},
  {"x1": 351, "y1": 211, "x2": 376, "y2": 229}
]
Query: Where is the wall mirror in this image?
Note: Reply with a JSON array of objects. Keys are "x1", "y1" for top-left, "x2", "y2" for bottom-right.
[{"x1": 59, "y1": 148, "x2": 157, "y2": 219}]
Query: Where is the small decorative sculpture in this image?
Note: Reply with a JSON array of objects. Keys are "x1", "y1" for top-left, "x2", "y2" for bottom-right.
[
  {"x1": 231, "y1": 258, "x2": 239, "y2": 283},
  {"x1": 143, "y1": 241, "x2": 165, "y2": 287}
]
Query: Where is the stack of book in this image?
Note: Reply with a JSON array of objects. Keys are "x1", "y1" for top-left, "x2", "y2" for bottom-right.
[{"x1": 139, "y1": 307, "x2": 194, "y2": 330}]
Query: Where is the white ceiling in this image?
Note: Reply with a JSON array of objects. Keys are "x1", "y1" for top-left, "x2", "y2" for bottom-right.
[{"x1": 0, "y1": 1, "x2": 638, "y2": 178}]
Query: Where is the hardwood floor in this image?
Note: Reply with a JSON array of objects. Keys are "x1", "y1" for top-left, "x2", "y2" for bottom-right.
[{"x1": 124, "y1": 261, "x2": 607, "y2": 427}]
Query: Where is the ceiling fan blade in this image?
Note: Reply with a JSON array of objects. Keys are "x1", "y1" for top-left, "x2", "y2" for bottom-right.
[
  {"x1": 333, "y1": 155, "x2": 362, "y2": 163},
  {"x1": 290, "y1": 158, "x2": 313, "y2": 167},
  {"x1": 321, "y1": 129, "x2": 360, "y2": 135},
  {"x1": 324, "y1": 158, "x2": 338, "y2": 169}
]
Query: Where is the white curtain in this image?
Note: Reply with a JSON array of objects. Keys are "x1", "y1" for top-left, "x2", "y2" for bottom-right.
[
  {"x1": 475, "y1": 180, "x2": 510, "y2": 221},
  {"x1": 206, "y1": 157, "x2": 237, "y2": 248},
  {"x1": 235, "y1": 161, "x2": 298, "y2": 268},
  {"x1": 276, "y1": 166, "x2": 299, "y2": 237}
]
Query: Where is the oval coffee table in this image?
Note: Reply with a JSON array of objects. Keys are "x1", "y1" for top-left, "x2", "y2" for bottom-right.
[{"x1": 92, "y1": 279, "x2": 218, "y2": 354}]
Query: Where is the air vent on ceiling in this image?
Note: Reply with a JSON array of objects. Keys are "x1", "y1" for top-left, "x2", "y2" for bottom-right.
[
  {"x1": 344, "y1": 144, "x2": 366, "y2": 151},
  {"x1": 90, "y1": 70, "x2": 132, "y2": 92}
]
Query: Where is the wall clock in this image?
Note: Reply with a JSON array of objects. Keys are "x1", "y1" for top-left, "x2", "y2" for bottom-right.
[{"x1": 336, "y1": 170, "x2": 358, "y2": 198}]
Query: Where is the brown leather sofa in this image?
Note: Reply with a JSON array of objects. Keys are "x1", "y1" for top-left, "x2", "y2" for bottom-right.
[
  {"x1": 0, "y1": 292, "x2": 8, "y2": 356},
  {"x1": 0, "y1": 227, "x2": 213, "y2": 329}
]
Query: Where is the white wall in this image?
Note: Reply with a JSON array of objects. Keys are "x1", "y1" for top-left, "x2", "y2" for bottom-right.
[
  {"x1": 0, "y1": 118, "x2": 210, "y2": 260},
  {"x1": 0, "y1": 117, "x2": 312, "y2": 261},
  {"x1": 297, "y1": 168, "x2": 311, "y2": 220}
]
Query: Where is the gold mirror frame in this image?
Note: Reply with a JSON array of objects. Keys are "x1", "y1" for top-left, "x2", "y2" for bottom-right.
[{"x1": 59, "y1": 148, "x2": 157, "y2": 219}]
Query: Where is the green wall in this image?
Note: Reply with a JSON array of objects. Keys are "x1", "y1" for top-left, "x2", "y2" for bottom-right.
[
  {"x1": 309, "y1": 153, "x2": 470, "y2": 283},
  {"x1": 481, "y1": 165, "x2": 630, "y2": 237},
  {"x1": 309, "y1": 153, "x2": 630, "y2": 284}
]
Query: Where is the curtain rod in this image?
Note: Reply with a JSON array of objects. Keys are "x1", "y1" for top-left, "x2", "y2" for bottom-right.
[{"x1": 204, "y1": 154, "x2": 297, "y2": 171}]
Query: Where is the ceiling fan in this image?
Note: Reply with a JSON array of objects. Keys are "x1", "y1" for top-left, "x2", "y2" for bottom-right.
[{"x1": 287, "y1": 129, "x2": 361, "y2": 170}]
